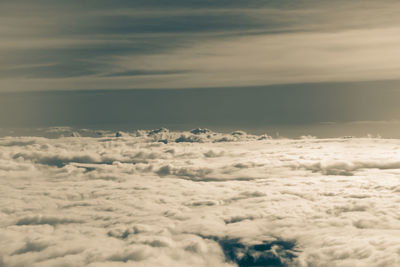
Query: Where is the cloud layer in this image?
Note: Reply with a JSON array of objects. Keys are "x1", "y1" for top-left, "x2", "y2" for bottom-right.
[{"x1": 1, "y1": 129, "x2": 400, "y2": 266}]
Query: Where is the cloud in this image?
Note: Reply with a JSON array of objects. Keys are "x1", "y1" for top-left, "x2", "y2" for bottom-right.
[
  {"x1": 103, "y1": 69, "x2": 189, "y2": 78},
  {"x1": 2, "y1": 0, "x2": 400, "y2": 91},
  {"x1": 1, "y1": 130, "x2": 400, "y2": 266},
  {"x1": 296, "y1": 158, "x2": 400, "y2": 176},
  {"x1": 12, "y1": 240, "x2": 51, "y2": 255},
  {"x1": 107, "y1": 246, "x2": 152, "y2": 262},
  {"x1": 15, "y1": 215, "x2": 84, "y2": 226},
  {"x1": 13, "y1": 151, "x2": 103, "y2": 168},
  {"x1": 156, "y1": 164, "x2": 214, "y2": 181}
]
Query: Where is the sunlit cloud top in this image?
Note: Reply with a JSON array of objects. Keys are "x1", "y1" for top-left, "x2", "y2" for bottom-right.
[{"x1": 1, "y1": 0, "x2": 400, "y2": 91}]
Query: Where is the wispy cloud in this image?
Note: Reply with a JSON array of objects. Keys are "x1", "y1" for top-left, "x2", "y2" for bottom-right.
[
  {"x1": 103, "y1": 69, "x2": 189, "y2": 77},
  {"x1": 1, "y1": 0, "x2": 400, "y2": 91}
]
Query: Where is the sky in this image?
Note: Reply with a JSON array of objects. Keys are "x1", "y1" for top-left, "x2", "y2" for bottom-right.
[
  {"x1": 1, "y1": 0, "x2": 400, "y2": 134},
  {"x1": 2, "y1": 0, "x2": 400, "y2": 91}
]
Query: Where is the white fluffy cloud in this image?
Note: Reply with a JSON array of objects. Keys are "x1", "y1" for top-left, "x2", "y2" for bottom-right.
[{"x1": 1, "y1": 129, "x2": 400, "y2": 266}]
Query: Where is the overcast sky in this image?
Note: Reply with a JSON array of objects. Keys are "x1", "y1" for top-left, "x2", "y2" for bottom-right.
[{"x1": 2, "y1": 0, "x2": 400, "y2": 91}]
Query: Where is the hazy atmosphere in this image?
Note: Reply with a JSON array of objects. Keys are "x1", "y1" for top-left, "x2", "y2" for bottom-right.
[{"x1": 1, "y1": 1, "x2": 400, "y2": 267}]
